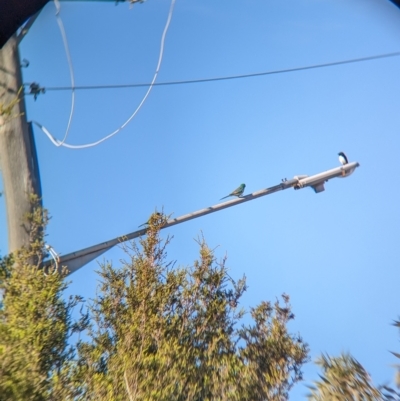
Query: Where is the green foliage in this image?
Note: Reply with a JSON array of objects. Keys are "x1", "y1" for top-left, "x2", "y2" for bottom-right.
[
  {"x1": 391, "y1": 320, "x2": 400, "y2": 388},
  {"x1": 238, "y1": 294, "x2": 309, "y2": 400},
  {"x1": 0, "y1": 87, "x2": 23, "y2": 126},
  {"x1": 0, "y1": 207, "x2": 309, "y2": 400},
  {"x1": 308, "y1": 353, "x2": 382, "y2": 401},
  {"x1": 381, "y1": 320, "x2": 400, "y2": 401},
  {"x1": 0, "y1": 195, "x2": 87, "y2": 401},
  {"x1": 76, "y1": 213, "x2": 309, "y2": 400}
]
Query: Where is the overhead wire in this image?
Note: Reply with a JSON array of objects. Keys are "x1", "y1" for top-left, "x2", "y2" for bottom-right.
[
  {"x1": 32, "y1": 0, "x2": 176, "y2": 149},
  {"x1": 26, "y1": 50, "x2": 400, "y2": 92}
]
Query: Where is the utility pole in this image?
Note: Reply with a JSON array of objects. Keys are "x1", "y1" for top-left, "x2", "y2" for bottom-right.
[
  {"x1": 0, "y1": 1, "x2": 130, "y2": 255},
  {"x1": 0, "y1": 35, "x2": 42, "y2": 253}
]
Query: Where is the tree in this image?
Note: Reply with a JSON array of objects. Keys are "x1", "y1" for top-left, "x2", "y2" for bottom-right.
[
  {"x1": 76, "y1": 212, "x2": 309, "y2": 400},
  {"x1": 381, "y1": 319, "x2": 400, "y2": 401},
  {"x1": 0, "y1": 196, "x2": 87, "y2": 401},
  {"x1": 0, "y1": 209, "x2": 309, "y2": 399},
  {"x1": 238, "y1": 295, "x2": 309, "y2": 400},
  {"x1": 307, "y1": 353, "x2": 382, "y2": 401}
]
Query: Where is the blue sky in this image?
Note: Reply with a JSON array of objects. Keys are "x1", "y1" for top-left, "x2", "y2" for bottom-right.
[{"x1": 1, "y1": 0, "x2": 400, "y2": 397}]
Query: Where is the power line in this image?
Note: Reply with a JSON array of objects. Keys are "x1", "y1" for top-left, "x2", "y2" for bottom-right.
[{"x1": 25, "y1": 50, "x2": 400, "y2": 93}]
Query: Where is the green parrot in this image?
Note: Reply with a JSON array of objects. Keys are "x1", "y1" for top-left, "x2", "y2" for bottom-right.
[
  {"x1": 220, "y1": 183, "x2": 246, "y2": 200},
  {"x1": 138, "y1": 212, "x2": 162, "y2": 227}
]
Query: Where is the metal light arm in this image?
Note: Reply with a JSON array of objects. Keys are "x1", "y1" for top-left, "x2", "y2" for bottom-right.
[{"x1": 43, "y1": 161, "x2": 360, "y2": 275}]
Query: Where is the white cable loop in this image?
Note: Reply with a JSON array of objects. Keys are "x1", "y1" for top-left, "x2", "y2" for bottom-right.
[
  {"x1": 44, "y1": 244, "x2": 60, "y2": 275},
  {"x1": 32, "y1": 0, "x2": 176, "y2": 149},
  {"x1": 53, "y1": 0, "x2": 75, "y2": 146}
]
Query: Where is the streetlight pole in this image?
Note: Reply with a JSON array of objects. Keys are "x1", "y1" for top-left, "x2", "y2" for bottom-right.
[{"x1": 44, "y1": 161, "x2": 360, "y2": 276}]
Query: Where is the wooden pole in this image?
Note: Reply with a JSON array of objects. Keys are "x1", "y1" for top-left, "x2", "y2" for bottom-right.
[{"x1": 0, "y1": 35, "x2": 42, "y2": 253}]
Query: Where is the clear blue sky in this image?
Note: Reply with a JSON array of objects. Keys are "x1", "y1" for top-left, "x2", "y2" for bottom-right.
[{"x1": 1, "y1": 0, "x2": 400, "y2": 397}]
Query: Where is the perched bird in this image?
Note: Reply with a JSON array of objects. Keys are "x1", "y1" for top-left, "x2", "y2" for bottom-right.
[
  {"x1": 220, "y1": 183, "x2": 246, "y2": 200},
  {"x1": 338, "y1": 152, "x2": 348, "y2": 165},
  {"x1": 138, "y1": 212, "x2": 162, "y2": 227}
]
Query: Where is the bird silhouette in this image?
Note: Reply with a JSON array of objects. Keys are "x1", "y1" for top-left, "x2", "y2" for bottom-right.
[
  {"x1": 220, "y1": 184, "x2": 246, "y2": 200},
  {"x1": 138, "y1": 212, "x2": 162, "y2": 227},
  {"x1": 338, "y1": 151, "x2": 348, "y2": 165}
]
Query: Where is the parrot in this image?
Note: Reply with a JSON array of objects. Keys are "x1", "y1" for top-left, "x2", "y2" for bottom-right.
[{"x1": 220, "y1": 183, "x2": 246, "y2": 200}]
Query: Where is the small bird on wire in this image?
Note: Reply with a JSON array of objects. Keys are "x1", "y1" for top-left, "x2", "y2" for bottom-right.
[
  {"x1": 220, "y1": 183, "x2": 246, "y2": 200},
  {"x1": 138, "y1": 212, "x2": 162, "y2": 227},
  {"x1": 338, "y1": 151, "x2": 348, "y2": 165}
]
